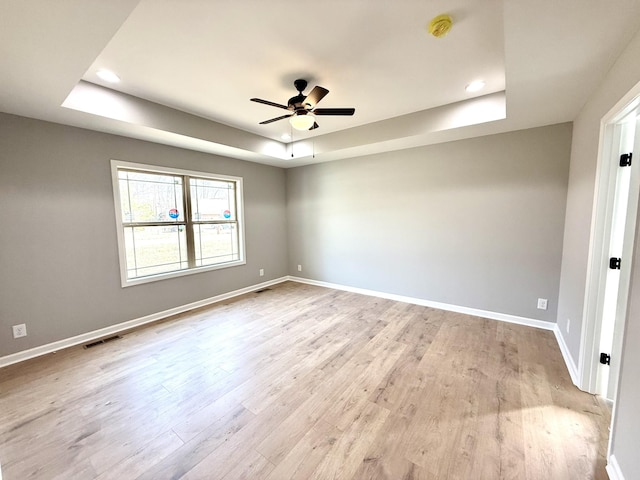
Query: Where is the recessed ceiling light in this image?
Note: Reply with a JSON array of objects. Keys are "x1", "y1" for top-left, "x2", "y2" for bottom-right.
[
  {"x1": 465, "y1": 80, "x2": 485, "y2": 93},
  {"x1": 96, "y1": 69, "x2": 120, "y2": 83},
  {"x1": 281, "y1": 133, "x2": 291, "y2": 140}
]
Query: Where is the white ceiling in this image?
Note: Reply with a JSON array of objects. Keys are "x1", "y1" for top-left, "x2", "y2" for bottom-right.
[{"x1": 2, "y1": 0, "x2": 640, "y2": 168}]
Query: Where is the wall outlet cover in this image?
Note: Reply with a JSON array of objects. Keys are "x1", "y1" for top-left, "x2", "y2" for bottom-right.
[{"x1": 12, "y1": 324, "x2": 27, "y2": 338}]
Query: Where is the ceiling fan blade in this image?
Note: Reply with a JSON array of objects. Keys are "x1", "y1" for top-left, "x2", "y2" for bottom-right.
[
  {"x1": 259, "y1": 114, "x2": 292, "y2": 124},
  {"x1": 313, "y1": 107, "x2": 355, "y2": 116},
  {"x1": 309, "y1": 122, "x2": 319, "y2": 131},
  {"x1": 251, "y1": 98, "x2": 290, "y2": 110},
  {"x1": 304, "y1": 86, "x2": 329, "y2": 109}
]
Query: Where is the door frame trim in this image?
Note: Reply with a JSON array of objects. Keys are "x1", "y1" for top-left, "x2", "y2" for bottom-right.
[{"x1": 579, "y1": 81, "x2": 640, "y2": 394}]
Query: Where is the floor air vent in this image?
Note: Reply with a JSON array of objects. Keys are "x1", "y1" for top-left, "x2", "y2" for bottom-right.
[
  {"x1": 255, "y1": 288, "x2": 271, "y2": 294},
  {"x1": 84, "y1": 335, "x2": 122, "y2": 349}
]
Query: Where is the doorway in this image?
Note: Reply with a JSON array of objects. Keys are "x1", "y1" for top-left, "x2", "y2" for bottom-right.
[{"x1": 580, "y1": 92, "x2": 640, "y2": 401}]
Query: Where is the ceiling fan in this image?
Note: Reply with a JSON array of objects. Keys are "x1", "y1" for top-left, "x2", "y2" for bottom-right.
[{"x1": 250, "y1": 79, "x2": 355, "y2": 131}]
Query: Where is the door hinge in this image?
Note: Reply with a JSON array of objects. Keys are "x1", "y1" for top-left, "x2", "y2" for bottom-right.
[
  {"x1": 609, "y1": 257, "x2": 622, "y2": 270},
  {"x1": 600, "y1": 352, "x2": 611, "y2": 366},
  {"x1": 620, "y1": 152, "x2": 633, "y2": 167}
]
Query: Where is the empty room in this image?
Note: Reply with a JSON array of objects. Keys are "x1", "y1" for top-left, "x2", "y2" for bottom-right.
[{"x1": 2, "y1": 1, "x2": 640, "y2": 479}]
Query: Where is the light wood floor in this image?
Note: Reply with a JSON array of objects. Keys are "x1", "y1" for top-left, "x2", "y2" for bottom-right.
[{"x1": 0, "y1": 282, "x2": 611, "y2": 480}]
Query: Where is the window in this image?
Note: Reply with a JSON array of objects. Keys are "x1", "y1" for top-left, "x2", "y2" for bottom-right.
[{"x1": 111, "y1": 160, "x2": 244, "y2": 286}]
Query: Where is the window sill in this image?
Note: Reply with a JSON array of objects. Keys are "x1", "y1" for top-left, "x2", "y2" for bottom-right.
[{"x1": 121, "y1": 259, "x2": 246, "y2": 288}]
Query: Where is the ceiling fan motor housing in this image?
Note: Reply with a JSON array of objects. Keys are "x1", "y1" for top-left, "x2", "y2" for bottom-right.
[{"x1": 288, "y1": 94, "x2": 307, "y2": 109}]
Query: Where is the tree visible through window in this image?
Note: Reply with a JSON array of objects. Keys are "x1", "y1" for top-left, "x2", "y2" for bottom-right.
[{"x1": 111, "y1": 161, "x2": 244, "y2": 285}]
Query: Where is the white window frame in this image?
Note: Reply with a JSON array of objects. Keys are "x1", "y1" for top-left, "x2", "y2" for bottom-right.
[{"x1": 110, "y1": 159, "x2": 246, "y2": 287}]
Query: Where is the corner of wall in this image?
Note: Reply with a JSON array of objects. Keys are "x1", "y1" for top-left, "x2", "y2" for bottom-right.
[{"x1": 553, "y1": 324, "x2": 580, "y2": 386}]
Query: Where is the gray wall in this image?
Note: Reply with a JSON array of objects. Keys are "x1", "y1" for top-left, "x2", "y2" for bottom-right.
[
  {"x1": 556, "y1": 27, "x2": 640, "y2": 478},
  {"x1": 286, "y1": 124, "x2": 572, "y2": 322},
  {"x1": 0, "y1": 113, "x2": 288, "y2": 357}
]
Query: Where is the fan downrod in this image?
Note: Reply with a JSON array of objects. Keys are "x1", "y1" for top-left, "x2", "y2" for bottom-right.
[{"x1": 289, "y1": 79, "x2": 308, "y2": 108}]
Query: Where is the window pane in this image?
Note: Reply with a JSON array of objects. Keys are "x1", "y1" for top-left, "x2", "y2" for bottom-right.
[
  {"x1": 124, "y1": 225, "x2": 188, "y2": 278},
  {"x1": 190, "y1": 178, "x2": 236, "y2": 221},
  {"x1": 119, "y1": 170, "x2": 184, "y2": 223},
  {"x1": 194, "y1": 223, "x2": 239, "y2": 266}
]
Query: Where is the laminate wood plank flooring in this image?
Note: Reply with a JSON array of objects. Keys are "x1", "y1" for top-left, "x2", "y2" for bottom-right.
[{"x1": 0, "y1": 281, "x2": 611, "y2": 479}]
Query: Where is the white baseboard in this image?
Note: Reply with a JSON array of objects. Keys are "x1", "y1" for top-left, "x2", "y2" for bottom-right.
[
  {"x1": 287, "y1": 276, "x2": 556, "y2": 331},
  {"x1": 553, "y1": 324, "x2": 579, "y2": 385},
  {"x1": 1, "y1": 275, "x2": 560, "y2": 370},
  {"x1": 607, "y1": 454, "x2": 625, "y2": 480},
  {"x1": 0, "y1": 277, "x2": 289, "y2": 369}
]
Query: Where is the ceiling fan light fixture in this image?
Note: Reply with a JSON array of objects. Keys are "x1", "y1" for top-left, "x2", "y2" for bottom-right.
[{"x1": 289, "y1": 112, "x2": 315, "y2": 130}]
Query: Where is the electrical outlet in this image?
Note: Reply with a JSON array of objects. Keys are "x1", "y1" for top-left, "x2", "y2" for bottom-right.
[
  {"x1": 259, "y1": 268, "x2": 264, "y2": 277},
  {"x1": 566, "y1": 318, "x2": 571, "y2": 333},
  {"x1": 297, "y1": 264, "x2": 302, "y2": 272},
  {"x1": 12, "y1": 324, "x2": 27, "y2": 338},
  {"x1": 537, "y1": 298, "x2": 548, "y2": 310}
]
